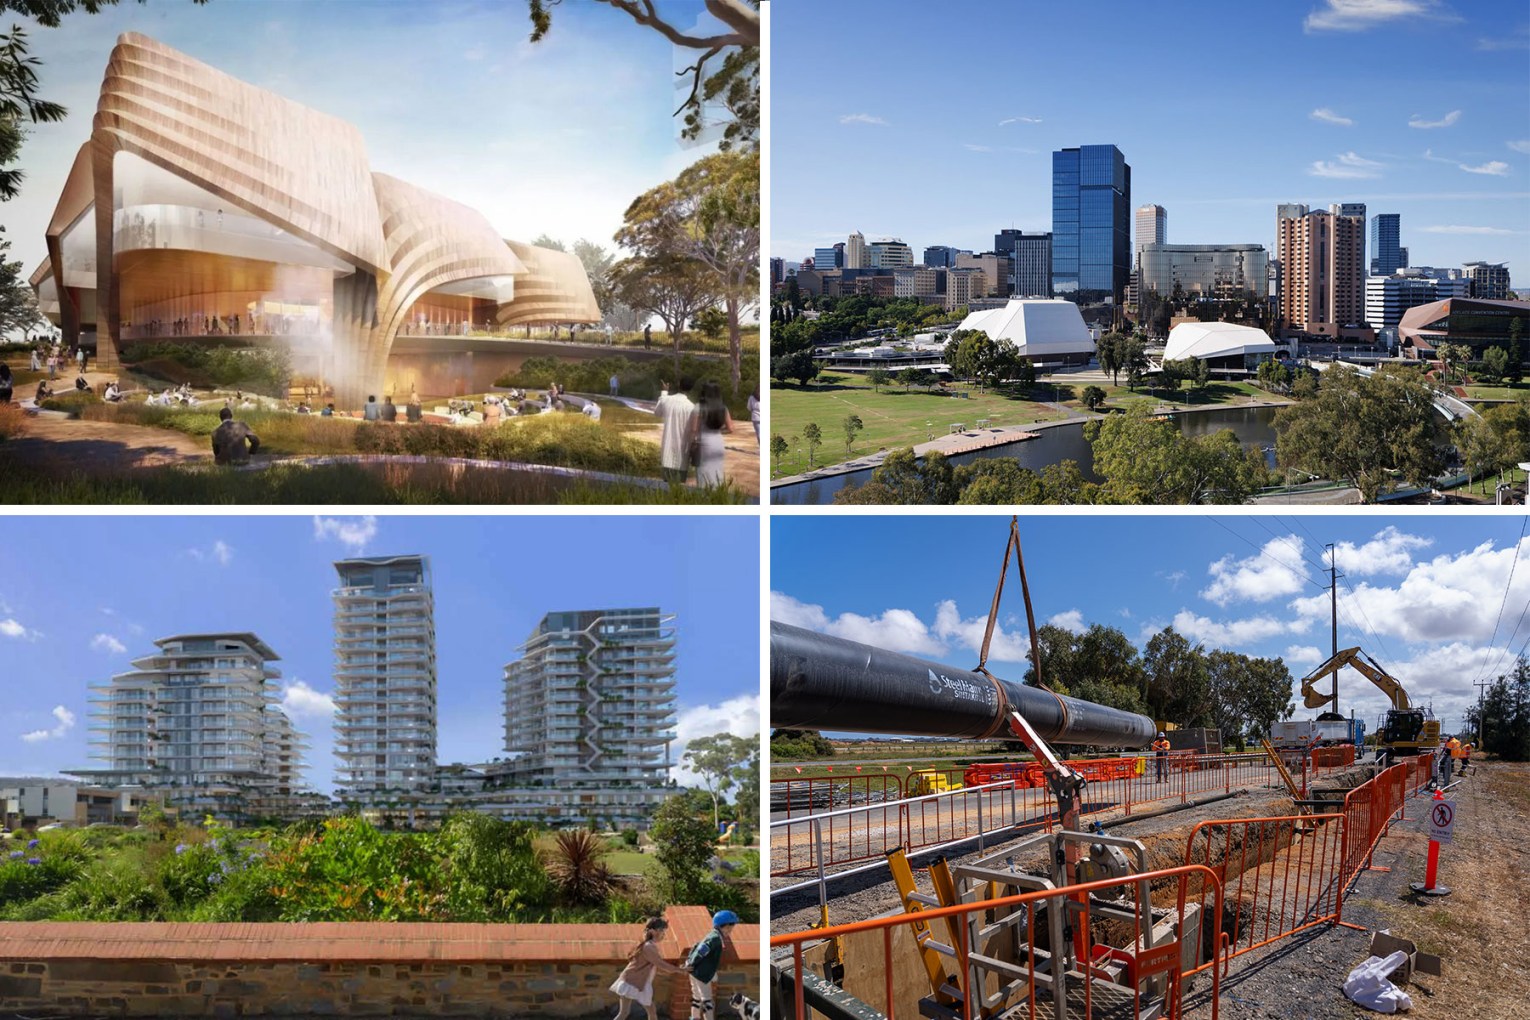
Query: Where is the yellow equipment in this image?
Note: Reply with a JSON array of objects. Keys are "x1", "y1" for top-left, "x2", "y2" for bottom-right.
[{"x1": 1299, "y1": 647, "x2": 1440, "y2": 757}]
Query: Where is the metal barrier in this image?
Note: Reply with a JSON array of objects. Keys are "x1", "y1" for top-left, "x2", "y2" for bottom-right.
[
  {"x1": 771, "y1": 865, "x2": 1224, "y2": 1020},
  {"x1": 770, "y1": 774, "x2": 905, "y2": 819},
  {"x1": 1338, "y1": 754, "x2": 1432, "y2": 889},
  {"x1": 772, "y1": 752, "x2": 1296, "y2": 881},
  {"x1": 1185, "y1": 813, "x2": 1346, "y2": 968}
]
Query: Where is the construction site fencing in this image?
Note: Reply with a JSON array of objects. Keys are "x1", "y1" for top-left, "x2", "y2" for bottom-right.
[
  {"x1": 771, "y1": 865, "x2": 1224, "y2": 1020},
  {"x1": 771, "y1": 752, "x2": 1299, "y2": 884},
  {"x1": 771, "y1": 774, "x2": 906, "y2": 819},
  {"x1": 1339, "y1": 754, "x2": 1433, "y2": 892},
  {"x1": 1184, "y1": 813, "x2": 1347, "y2": 971}
]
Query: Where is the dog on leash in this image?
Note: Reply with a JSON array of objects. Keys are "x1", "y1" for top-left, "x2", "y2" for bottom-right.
[{"x1": 729, "y1": 993, "x2": 759, "y2": 1020}]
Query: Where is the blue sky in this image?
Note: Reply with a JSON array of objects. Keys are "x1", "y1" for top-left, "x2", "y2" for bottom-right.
[
  {"x1": 5, "y1": 0, "x2": 723, "y2": 278},
  {"x1": 771, "y1": 0, "x2": 1530, "y2": 277},
  {"x1": 772, "y1": 515, "x2": 1530, "y2": 739},
  {"x1": 1, "y1": 515, "x2": 761, "y2": 794}
]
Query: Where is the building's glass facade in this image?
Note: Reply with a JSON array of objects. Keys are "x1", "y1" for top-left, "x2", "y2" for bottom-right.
[
  {"x1": 1052, "y1": 145, "x2": 1130, "y2": 303},
  {"x1": 813, "y1": 246, "x2": 841, "y2": 272},
  {"x1": 1139, "y1": 244, "x2": 1269, "y2": 300},
  {"x1": 1370, "y1": 214, "x2": 1402, "y2": 277}
]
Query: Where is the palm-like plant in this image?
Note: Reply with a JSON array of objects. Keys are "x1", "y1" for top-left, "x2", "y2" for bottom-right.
[{"x1": 544, "y1": 829, "x2": 616, "y2": 905}]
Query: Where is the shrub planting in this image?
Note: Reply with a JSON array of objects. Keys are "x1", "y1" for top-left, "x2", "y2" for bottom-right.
[{"x1": 120, "y1": 342, "x2": 291, "y2": 396}]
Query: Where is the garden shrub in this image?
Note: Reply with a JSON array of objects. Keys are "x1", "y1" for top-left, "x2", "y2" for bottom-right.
[
  {"x1": 496, "y1": 353, "x2": 759, "y2": 418},
  {"x1": 121, "y1": 342, "x2": 291, "y2": 396},
  {"x1": 0, "y1": 402, "x2": 26, "y2": 441},
  {"x1": 39, "y1": 390, "x2": 102, "y2": 416}
]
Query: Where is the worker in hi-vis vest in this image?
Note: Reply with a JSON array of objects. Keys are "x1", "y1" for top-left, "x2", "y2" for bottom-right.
[{"x1": 1152, "y1": 732, "x2": 1171, "y2": 783}]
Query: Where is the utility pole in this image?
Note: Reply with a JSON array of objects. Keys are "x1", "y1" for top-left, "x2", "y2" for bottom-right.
[
  {"x1": 1326, "y1": 544, "x2": 1344, "y2": 717},
  {"x1": 1473, "y1": 678, "x2": 1490, "y2": 747}
]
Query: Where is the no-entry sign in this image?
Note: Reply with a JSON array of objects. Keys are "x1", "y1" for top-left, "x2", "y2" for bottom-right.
[{"x1": 1427, "y1": 799, "x2": 1455, "y2": 843}]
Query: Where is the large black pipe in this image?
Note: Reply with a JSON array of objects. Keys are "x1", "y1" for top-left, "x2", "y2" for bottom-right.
[{"x1": 771, "y1": 622, "x2": 1157, "y2": 747}]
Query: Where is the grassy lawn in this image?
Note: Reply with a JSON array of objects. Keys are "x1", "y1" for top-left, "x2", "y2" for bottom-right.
[
  {"x1": 769, "y1": 373, "x2": 1285, "y2": 474},
  {"x1": 1462, "y1": 383, "x2": 1530, "y2": 400}
]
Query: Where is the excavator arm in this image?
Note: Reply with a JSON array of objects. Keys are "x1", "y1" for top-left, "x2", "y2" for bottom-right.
[{"x1": 1300, "y1": 646, "x2": 1413, "y2": 712}]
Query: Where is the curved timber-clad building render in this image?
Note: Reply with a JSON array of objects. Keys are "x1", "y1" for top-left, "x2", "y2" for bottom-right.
[{"x1": 35, "y1": 33, "x2": 601, "y2": 406}]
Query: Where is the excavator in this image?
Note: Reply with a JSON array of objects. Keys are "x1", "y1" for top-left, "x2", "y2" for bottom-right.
[{"x1": 1299, "y1": 646, "x2": 1439, "y2": 764}]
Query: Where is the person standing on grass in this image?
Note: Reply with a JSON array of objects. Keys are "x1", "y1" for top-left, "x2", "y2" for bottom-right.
[
  {"x1": 609, "y1": 917, "x2": 689, "y2": 1020},
  {"x1": 610, "y1": 373, "x2": 620, "y2": 397},
  {"x1": 686, "y1": 910, "x2": 738, "y2": 1020},
  {"x1": 695, "y1": 381, "x2": 731, "y2": 488}
]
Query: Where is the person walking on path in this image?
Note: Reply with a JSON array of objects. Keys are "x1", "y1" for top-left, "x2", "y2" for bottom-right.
[
  {"x1": 643, "y1": 324, "x2": 652, "y2": 350},
  {"x1": 77, "y1": 347, "x2": 86, "y2": 374},
  {"x1": 747, "y1": 386, "x2": 760, "y2": 443},
  {"x1": 656, "y1": 376, "x2": 697, "y2": 485},
  {"x1": 609, "y1": 917, "x2": 689, "y2": 1020},
  {"x1": 1152, "y1": 732, "x2": 1171, "y2": 783},
  {"x1": 695, "y1": 380, "x2": 732, "y2": 488},
  {"x1": 686, "y1": 910, "x2": 738, "y2": 1020},
  {"x1": 609, "y1": 373, "x2": 620, "y2": 397},
  {"x1": 212, "y1": 407, "x2": 261, "y2": 465}
]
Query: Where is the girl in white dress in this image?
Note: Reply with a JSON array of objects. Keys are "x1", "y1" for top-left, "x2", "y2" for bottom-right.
[{"x1": 610, "y1": 917, "x2": 689, "y2": 1019}]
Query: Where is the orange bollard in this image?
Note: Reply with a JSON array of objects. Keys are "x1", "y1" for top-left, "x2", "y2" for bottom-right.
[{"x1": 1410, "y1": 788, "x2": 1454, "y2": 897}]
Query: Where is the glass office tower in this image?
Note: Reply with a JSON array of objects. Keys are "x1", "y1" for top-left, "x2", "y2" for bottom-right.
[
  {"x1": 1370, "y1": 214, "x2": 1403, "y2": 277},
  {"x1": 1052, "y1": 144, "x2": 1131, "y2": 304}
]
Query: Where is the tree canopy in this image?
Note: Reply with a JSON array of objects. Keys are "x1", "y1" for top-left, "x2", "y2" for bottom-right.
[
  {"x1": 1084, "y1": 403, "x2": 1268, "y2": 504},
  {"x1": 1272, "y1": 365, "x2": 1448, "y2": 502}
]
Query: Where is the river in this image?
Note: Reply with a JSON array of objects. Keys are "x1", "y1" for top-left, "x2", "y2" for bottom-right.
[{"x1": 770, "y1": 405, "x2": 1283, "y2": 504}]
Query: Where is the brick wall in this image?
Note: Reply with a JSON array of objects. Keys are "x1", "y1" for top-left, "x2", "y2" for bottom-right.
[{"x1": 0, "y1": 906, "x2": 759, "y2": 1018}]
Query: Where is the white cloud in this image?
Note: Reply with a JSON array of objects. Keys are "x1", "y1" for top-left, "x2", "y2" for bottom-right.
[
  {"x1": 187, "y1": 540, "x2": 234, "y2": 565},
  {"x1": 999, "y1": 116, "x2": 1042, "y2": 126},
  {"x1": 1290, "y1": 535, "x2": 1530, "y2": 645},
  {"x1": 1459, "y1": 160, "x2": 1510, "y2": 176},
  {"x1": 1408, "y1": 109, "x2": 1462, "y2": 129},
  {"x1": 90, "y1": 633, "x2": 127, "y2": 655},
  {"x1": 839, "y1": 113, "x2": 887, "y2": 126},
  {"x1": 964, "y1": 144, "x2": 993, "y2": 153},
  {"x1": 1160, "y1": 570, "x2": 1186, "y2": 590},
  {"x1": 1509, "y1": 140, "x2": 1530, "y2": 154},
  {"x1": 1331, "y1": 526, "x2": 1433, "y2": 575},
  {"x1": 671, "y1": 693, "x2": 760, "y2": 787},
  {"x1": 770, "y1": 592, "x2": 945, "y2": 657},
  {"x1": 1171, "y1": 609, "x2": 1306, "y2": 648},
  {"x1": 1048, "y1": 609, "x2": 1086, "y2": 634},
  {"x1": 1284, "y1": 645, "x2": 1324, "y2": 667},
  {"x1": 934, "y1": 599, "x2": 1031, "y2": 662},
  {"x1": 1309, "y1": 152, "x2": 1383, "y2": 178},
  {"x1": 1419, "y1": 225, "x2": 1519, "y2": 235},
  {"x1": 20, "y1": 705, "x2": 76, "y2": 743},
  {"x1": 313, "y1": 515, "x2": 379, "y2": 553},
  {"x1": 0, "y1": 618, "x2": 41, "y2": 641},
  {"x1": 280, "y1": 680, "x2": 336, "y2": 721},
  {"x1": 1310, "y1": 107, "x2": 1354, "y2": 126},
  {"x1": 1201, "y1": 535, "x2": 1310, "y2": 605},
  {"x1": 1304, "y1": 0, "x2": 1457, "y2": 32}
]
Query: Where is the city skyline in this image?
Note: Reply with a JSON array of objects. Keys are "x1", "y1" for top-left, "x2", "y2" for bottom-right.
[
  {"x1": 772, "y1": 0, "x2": 1529, "y2": 276},
  {"x1": 1, "y1": 516, "x2": 760, "y2": 795},
  {"x1": 773, "y1": 517, "x2": 1530, "y2": 740}
]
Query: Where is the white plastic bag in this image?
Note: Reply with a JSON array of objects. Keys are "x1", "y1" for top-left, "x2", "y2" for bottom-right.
[{"x1": 1343, "y1": 951, "x2": 1413, "y2": 1013}]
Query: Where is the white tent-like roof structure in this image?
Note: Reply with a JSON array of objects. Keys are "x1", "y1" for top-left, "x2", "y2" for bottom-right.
[
  {"x1": 1164, "y1": 321, "x2": 1275, "y2": 361},
  {"x1": 957, "y1": 299, "x2": 1094, "y2": 357}
]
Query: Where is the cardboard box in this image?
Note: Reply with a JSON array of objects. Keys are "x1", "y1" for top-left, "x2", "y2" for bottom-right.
[{"x1": 1369, "y1": 931, "x2": 1443, "y2": 986}]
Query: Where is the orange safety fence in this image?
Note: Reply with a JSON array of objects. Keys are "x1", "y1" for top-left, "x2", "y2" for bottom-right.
[
  {"x1": 1339, "y1": 754, "x2": 1433, "y2": 890},
  {"x1": 1184, "y1": 813, "x2": 1346, "y2": 970},
  {"x1": 770, "y1": 865, "x2": 1225, "y2": 1020},
  {"x1": 771, "y1": 751, "x2": 1299, "y2": 879},
  {"x1": 770, "y1": 774, "x2": 905, "y2": 819}
]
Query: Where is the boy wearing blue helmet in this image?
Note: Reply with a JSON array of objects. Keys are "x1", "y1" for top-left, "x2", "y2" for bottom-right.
[{"x1": 686, "y1": 909, "x2": 739, "y2": 1020}]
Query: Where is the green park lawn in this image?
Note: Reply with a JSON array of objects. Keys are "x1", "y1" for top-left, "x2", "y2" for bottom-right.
[
  {"x1": 769, "y1": 373, "x2": 1285, "y2": 475},
  {"x1": 1462, "y1": 382, "x2": 1530, "y2": 401}
]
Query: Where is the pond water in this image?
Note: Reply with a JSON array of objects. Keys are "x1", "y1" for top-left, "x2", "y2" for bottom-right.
[{"x1": 770, "y1": 405, "x2": 1283, "y2": 505}]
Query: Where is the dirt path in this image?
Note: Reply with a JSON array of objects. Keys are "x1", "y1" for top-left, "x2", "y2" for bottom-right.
[{"x1": 1, "y1": 411, "x2": 210, "y2": 471}]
